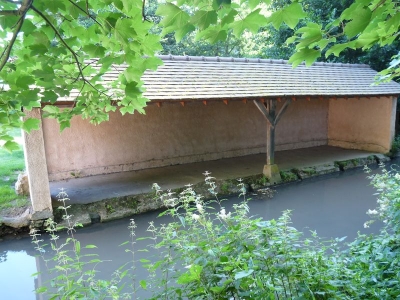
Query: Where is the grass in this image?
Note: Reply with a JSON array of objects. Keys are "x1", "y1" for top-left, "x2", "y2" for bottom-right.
[{"x1": 0, "y1": 129, "x2": 28, "y2": 210}]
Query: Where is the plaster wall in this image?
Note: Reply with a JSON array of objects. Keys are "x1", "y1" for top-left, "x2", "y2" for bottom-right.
[
  {"x1": 43, "y1": 99, "x2": 328, "y2": 181},
  {"x1": 327, "y1": 96, "x2": 397, "y2": 153}
]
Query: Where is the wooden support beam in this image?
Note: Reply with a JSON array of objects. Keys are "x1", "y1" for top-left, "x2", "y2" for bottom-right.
[
  {"x1": 180, "y1": 101, "x2": 185, "y2": 107},
  {"x1": 242, "y1": 99, "x2": 247, "y2": 104},
  {"x1": 156, "y1": 102, "x2": 162, "y2": 107},
  {"x1": 253, "y1": 98, "x2": 291, "y2": 128},
  {"x1": 275, "y1": 99, "x2": 292, "y2": 125},
  {"x1": 203, "y1": 100, "x2": 207, "y2": 105},
  {"x1": 223, "y1": 99, "x2": 229, "y2": 105},
  {"x1": 253, "y1": 100, "x2": 274, "y2": 126},
  {"x1": 253, "y1": 98, "x2": 292, "y2": 180}
]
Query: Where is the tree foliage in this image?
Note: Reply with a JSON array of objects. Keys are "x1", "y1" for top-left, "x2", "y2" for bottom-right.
[
  {"x1": 1, "y1": 0, "x2": 399, "y2": 150},
  {"x1": 0, "y1": 0, "x2": 163, "y2": 151}
]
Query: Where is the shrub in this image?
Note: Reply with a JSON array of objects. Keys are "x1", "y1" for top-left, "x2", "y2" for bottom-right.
[{"x1": 32, "y1": 168, "x2": 400, "y2": 299}]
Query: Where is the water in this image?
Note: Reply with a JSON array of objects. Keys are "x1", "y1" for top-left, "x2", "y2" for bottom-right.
[{"x1": 0, "y1": 165, "x2": 384, "y2": 299}]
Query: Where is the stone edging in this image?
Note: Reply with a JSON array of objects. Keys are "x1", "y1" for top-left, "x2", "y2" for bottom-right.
[{"x1": 0, "y1": 153, "x2": 392, "y2": 237}]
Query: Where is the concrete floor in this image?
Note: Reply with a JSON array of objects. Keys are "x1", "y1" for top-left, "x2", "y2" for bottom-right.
[{"x1": 49, "y1": 145, "x2": 378, "y2": 205}]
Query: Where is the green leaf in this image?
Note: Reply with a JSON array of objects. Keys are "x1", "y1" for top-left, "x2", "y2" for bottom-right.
[
  {"x1": 196, "y1": 26, "x2": 227, "y2": 44},
  {"x1": 47, "y1": 0, "x2": 67, "y2": 13},
  {"x1": 59, "y1": 120, "x2": 71, "y2": 132},
  {"x1": 139, "y1": 280, "x2": 147, "y2": 290},
  {"x1": 355, "y1": 32, "x2": 379, "y2": 49},
  {"x1": 288, "y1": 48, "x2": 321, "y2": 67},
  {"x1": 231, "y1": 8, "x2": 267, "y2": 36},
  {"x1": 42, "y1": 91, "x2": 59, "y2": 104},
  {"x1": 326, "y1": 41, "x2": 356, "y2": 57},
  {"x1": 157, "y1": 3, "x2": 191, "y2": 36},
  {"x1": 221, "y1": 9, "x2": 238, "y2": 27},
  {"x1": 248, "y1": 0, "x2": 260, "y2": 10},
  {"x1": 268, "y1": 2, "x2": 307, "y2": 30},
  {"x1": 22, "y1": 118, "x2": 40, "y2": 133},
  {"x1": 16, "y1": 75, "x2": 35, "y2": 89},
  {"x1": 125, "y1": 82, "x2": 142, "y2": 98},
  {"x1": 190, "y1": 10, "x2": 218, "y2": 30},
  {"x1": 3, "y1": 141, "x2": 20, "y2": 152},
  {"x1": 75, "y1": 241, "x2": 81, "y2": 255},
  {"x1": 295, "y1": 22, "x2": 322, "y2": 49},
  {"x1": 234, "y1": 269, "x2": 254, "y2": 280},
  {"x1": 82, "y1": 45, "x2": 106, "y2": 58},
  {"x1": 42, "y1": 105, "x2": 60, "y2": 115},
  {"x1": 85, "y1": 245, "x2": 98, "y2": 249},
  {"x1": 216, "y1": 0, "x2": 231, "y2": 5},
  {"x1": 344, "y1": 6, "x2": 372, "y2": 38}
]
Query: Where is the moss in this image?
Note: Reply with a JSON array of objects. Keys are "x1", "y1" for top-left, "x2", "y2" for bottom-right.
[
  {"x1": 241, "y1": 174, "x2": 269, "y2": 187},
  {"x1": 220, "y1": 182, "x2": 230, "y2": 193},
  {"x1": 335, "y1": 161, "x2": 347, "y2": 169},
  {"x1": 302, "y1": 167, "x2": 317, "y2": 176},
  {"x1": 105, "y1": 203, "x2": 115, "y2": 214},
  {"x1": 279, "y1": 171, "x2": 298, "y2": 182},
  {"x1": 126, "y1": 196, "x2": 139, "y2": 210}
]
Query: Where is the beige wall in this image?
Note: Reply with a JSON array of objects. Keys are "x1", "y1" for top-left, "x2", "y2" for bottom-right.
[
  {"x1": 328, "y1": 96, "x2": 397, "y2": 153},
  {"x1": 43, "y1": 99, "x2": 329, "y2": 180}
]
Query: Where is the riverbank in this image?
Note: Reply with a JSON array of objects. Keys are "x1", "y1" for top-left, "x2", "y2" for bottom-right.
[{"x1": 0, "y1": 147, "x2": 393, "y2": 238}]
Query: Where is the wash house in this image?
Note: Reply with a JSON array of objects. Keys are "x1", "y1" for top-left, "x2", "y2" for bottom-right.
[{"x1": 23, "y1": 55, "x2": 400, "y2": 219}]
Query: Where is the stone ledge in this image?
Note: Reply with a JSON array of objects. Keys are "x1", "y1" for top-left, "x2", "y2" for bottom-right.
[{"x1": 14, "y1": 153, "x2": 391, "y2": 234}]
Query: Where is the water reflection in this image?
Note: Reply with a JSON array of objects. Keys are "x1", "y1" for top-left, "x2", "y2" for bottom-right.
[{"x1": 0, "y1": 165, "x2": 384, "y2": 299}]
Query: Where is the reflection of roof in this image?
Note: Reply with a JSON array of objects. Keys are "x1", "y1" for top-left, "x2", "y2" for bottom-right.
[
  {"x1": 60, "y1": 55, "x2": 400, "y2": 103},
  {"x1": 141, "y1": 55, "x2": 400, "y2": 101}
]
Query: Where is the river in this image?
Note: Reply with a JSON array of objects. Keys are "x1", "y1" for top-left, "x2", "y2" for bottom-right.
[{"x1": 0, "y1": 165, "x2": 385, "y2": 299}]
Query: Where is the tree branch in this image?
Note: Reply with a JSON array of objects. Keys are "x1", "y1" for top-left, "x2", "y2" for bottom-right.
[
  {"x1": 0, "y1": 10, "x2": 20, "y2": 16},
  {"x1": 31, "y1": 5, "x2": 87, "y2": 80},
  {"x1": 0, "y1": 0, "x2": 22, "y2": 4},
  {"x1": 67, "y1": 0, "x2": 103, "y2": 28},
  {"x1": 0, "y1": 0, "x2": 32, "y2": 72},
  {"x1": 31, "y1": 5, "x2": 113, "y2": 101}
]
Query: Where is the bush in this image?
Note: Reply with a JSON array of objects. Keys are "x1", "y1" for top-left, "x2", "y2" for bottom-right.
[{"x1": 32, "y1": 168, "x2": 400, "y2": 299}]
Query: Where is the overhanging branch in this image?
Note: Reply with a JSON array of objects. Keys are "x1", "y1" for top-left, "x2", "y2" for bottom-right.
[
  {"x1": 0, "y1": 10, "x2": 20, "y2": 16},
  {"x1": 0, "y1": 0, "x2": 32, "y2": 72}
]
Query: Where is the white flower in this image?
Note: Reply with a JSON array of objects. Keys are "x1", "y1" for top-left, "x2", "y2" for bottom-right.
[
  {"x1": 367, "y1": 209, "x2": 378, "y2": 215},
  {"x1": 192, "y1": 214, "x2": 200, "y2": 221},
  {"x1": 196, "y1": 202, "x2": 204, "y2": 214},
  {"x1": 394, "y1": 173, "x2": 400, "y2": 180},
  {"x1": 218, "y1": 208, "x2": 231, "y2": 220},
  {"x1": 363, "y1": 222, "x2": 370, "y2": 228}
]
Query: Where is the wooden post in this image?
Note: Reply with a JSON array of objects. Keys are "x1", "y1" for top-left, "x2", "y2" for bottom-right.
[
  {"x1": 253, "y1": 98, "x2": 291, "y2": 183},
  {"x1": 266, "y1": 99, "x2": 276, "y2": 165}
]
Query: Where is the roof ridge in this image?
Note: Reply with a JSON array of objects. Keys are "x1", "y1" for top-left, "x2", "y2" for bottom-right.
[{"x1": 157, "y1": 54, "x2": 370, "y2": 69}]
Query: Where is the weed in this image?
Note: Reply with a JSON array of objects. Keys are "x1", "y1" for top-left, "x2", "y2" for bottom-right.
[
  {"x1": 0, "y1": 139, "x2": 27, "y2": 210},
  {"x1": 279, "y1": 170, "x2": 298, "y2": 182}
]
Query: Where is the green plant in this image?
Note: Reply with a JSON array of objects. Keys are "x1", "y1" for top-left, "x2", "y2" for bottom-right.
[
  {"x1": 390, "y1": 135, "x2": 400, "y2": 156},
  {"x1": 143, "y1": 173, "x2": 345, "y2": 299},
  {"x1": 279, "y1": 170, "x2": 298, "y2": 182},
  {"x1": 105, "y1": 203, "x2": 116, "y2": 214},
  {"x1": 0, "y1": 135, "x2": 28, "y2": 210},
  {"x1": 256, "y1": 175, "x2": 269, "y2": 186},
  {"x1": 33, "y1": 168, "x2": 400, "y2": 299},
  {"x1": 31, "y1": 189, "x2": 135, "y2": 299}
]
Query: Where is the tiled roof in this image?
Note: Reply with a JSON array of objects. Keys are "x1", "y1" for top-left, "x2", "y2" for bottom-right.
[
  {"x1": 140, "y1": 55, "x2": 400, "y2": 100},
  {"x1": 61, "y1": 55, "x2": 400, "y2": 103}
]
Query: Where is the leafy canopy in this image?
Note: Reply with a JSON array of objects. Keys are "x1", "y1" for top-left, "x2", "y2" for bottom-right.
[{"x1": 1, "y1": 0, "x2": 399, "y2": 151}]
